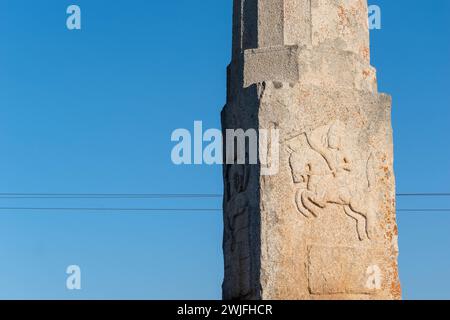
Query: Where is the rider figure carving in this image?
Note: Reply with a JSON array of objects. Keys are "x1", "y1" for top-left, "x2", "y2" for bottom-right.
[{"x1": 305, "y1": 121, "x2": 353, "y2": 207}]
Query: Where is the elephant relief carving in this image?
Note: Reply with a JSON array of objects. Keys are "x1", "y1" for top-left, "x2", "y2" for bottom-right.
[{"x1": 289, "y1": 121, "x2": 378, "y2": 241}]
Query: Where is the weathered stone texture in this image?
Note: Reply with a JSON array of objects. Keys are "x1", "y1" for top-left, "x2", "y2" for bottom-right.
[{"x1": 222, "y1": 0, "x2": 400, "y2": 300}]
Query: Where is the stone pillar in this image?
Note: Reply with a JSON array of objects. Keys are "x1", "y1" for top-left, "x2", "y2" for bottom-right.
[{"x1": 222, "y1": 0, "x2": 401, "y2": 300}]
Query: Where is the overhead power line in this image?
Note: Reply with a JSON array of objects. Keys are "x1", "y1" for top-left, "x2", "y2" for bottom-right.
[
  {"x1": 0, "y1": 207, "x2": 223, "y2": 212},
  {"x1": 397, "y1": 209, "x2": 450, "y2": 213},
  {"x1": 397, "y1": 193, "x2": 450, "y2": 197},
  {"x1": 0, "y1": 207, "x2": 448, "y2": 213},
  {"x1": 0, "y1": 193, "x2": 223, "y2": 199},
  {"x1": 0, "y1": 193, "x2": 449, "y2": 199}
]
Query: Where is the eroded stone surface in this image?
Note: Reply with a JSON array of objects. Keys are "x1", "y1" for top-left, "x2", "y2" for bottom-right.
[{"x1": 222, "y1": 0, "x2": 400, "y2": 300}]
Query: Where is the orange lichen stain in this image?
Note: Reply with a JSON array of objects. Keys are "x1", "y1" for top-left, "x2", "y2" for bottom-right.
[
  {"x1": 393, "y1": 225, "x2": 399, "y2": 236},
  {"x1": 386, "y1": 231, "x2": 392, "y2": 242},
  {"x1": 361, "y1": 47, "x2": 370, "y2": 61},
  {"x1": 337, "y1": 6, "x2": 350, "y2": 27},
  {"x1": 390, "y1": 263, "x2": 402, "y2": 299}
]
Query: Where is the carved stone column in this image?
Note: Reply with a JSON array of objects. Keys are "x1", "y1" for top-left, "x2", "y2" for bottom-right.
[{"x1": 222, "y1": 0, "x2": 401, "y2": 300}]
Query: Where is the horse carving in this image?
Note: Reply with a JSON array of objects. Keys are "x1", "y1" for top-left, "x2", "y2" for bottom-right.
[{"x1": 289, "y1": 121, "x2": 378, "y2": 241}]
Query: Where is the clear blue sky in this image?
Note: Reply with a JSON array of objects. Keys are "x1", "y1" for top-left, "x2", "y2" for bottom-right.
[{"x1": 0, "y1": 1, "x2": 448, "y2": 299}]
